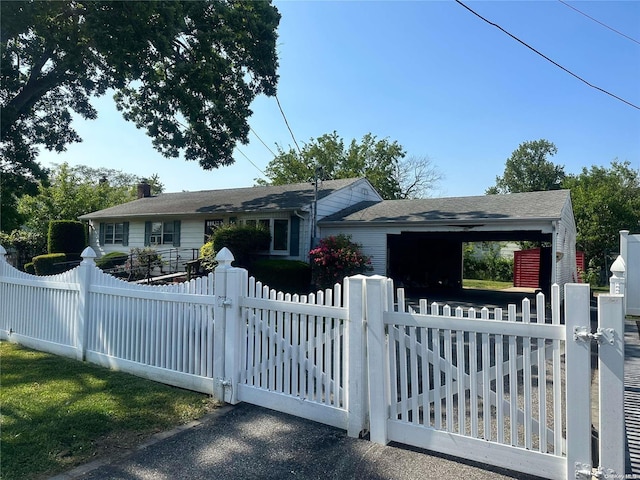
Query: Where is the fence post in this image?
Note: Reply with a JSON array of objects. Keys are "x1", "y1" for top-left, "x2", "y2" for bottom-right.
[
  {"x1": 213, "y1": 248, "x2": 233, "y2": 402},
  {"x1": 345, "y1": 275, "x2": 367, "y2": 438},
  {"x1": 365, "y1": 275, "x2": 390, "y2": 445},
  {"x1": 597, "y1": 293, "x2": 625, "y2": 477},
  {"x1": 76, "y1": 247, "x2": 96, "y2": 361},
  {"x1": 222, "y1": 265, "x2": 247, "y2": 405},
  {"x1": 564, "y1": 283, "x2": 593, "y2": 479},
  {"x1": 0, "y1": 244, "x2": 7, "y2": 274}
]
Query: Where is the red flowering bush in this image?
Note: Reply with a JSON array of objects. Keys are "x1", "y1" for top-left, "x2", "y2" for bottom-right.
[{"x1": 309, "y1": 234, "x2": 372, "y2": 289}]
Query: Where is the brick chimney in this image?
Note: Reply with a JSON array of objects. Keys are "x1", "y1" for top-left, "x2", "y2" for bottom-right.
[{"x1": 137, "y1": 181, "x2": 151, "y2": 199}]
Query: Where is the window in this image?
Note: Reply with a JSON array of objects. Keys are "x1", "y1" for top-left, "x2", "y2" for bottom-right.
[
  {"x1": 273, "y1": 219, "x2": 288, "y2": 251},
  {"x1": 145, "y1": 221, "x2": 180, "y2": 246},
  {"x1": 100, "y1": 222, "x2": 129, "y2": 246},
  {"x1": 242, "y1": 218, "x2": 290, "y2": 253},
  {"x1": 204, "y1": 219, "x2": 224, "y2": 242}
]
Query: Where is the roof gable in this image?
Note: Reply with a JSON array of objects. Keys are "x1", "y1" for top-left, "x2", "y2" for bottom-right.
[{"x1": 79, "y1": 178, "x2": 365, "y2": 219}]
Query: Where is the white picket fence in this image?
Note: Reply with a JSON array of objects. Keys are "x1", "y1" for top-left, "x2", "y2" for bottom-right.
[{"x1": 0, "y1": 244, "x2": 628, "y2": 479}]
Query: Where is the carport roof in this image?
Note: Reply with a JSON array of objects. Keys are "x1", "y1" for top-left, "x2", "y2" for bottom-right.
[{"x1": 319, "y1": 189, "x2": 571, "y2": 225}]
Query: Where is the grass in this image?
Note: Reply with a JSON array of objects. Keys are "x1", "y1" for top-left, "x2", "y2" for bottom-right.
[
  {"x1": 0, "y1": 341, "x2": 218, "y2": 480},
  {"x1": 463, "y1": 278, "x2": 514, "y2": 290}
]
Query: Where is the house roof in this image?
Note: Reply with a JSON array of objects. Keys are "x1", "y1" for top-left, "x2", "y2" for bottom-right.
[
  {"x1": 319, "y1": 189, "x2": 572, "y2": 225},
  {"x1": 79, "y1": 178, "x2": 365, "y2": 220}
]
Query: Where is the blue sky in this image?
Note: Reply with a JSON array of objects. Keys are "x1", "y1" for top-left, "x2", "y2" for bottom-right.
[{"x1": 37, "y1": 1, "x2": 640, "y2": 198}]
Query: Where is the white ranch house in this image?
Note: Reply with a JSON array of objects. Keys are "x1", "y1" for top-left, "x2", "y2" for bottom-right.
[
  {"x1": 79, "y1": 179, "x2": 577, "y2": 294},
  {"x1": 79, "y1": 178, "x2": 381, "y2": 268}
]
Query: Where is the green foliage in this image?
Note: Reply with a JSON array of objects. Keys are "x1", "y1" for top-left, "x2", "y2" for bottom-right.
[
  {"x1": 32, "y1": 253, "x2": 67, "y2": 276},
  {"x1": 309, "y1": 234, "x2": 372, "y2": 290},
  {"x1": 0, "y1": 168, "x2": 47, "y2": 234},
  {"x1": 1, "y1": 1, "x2": 280, "y2": 181},
  {"x1": 563, "y1": 160, "x2": 640, "y2": 279},
  {"x1": 259, "y1": 132, "x2": 439, "y2": 200},
  {"x1": 0, "y1": 342, "x2": 213, "y2": 480},
  {"x1": 212, "y1": 225, "x2": 271, "y2": 268},
  {"x1": 0, "y1": 229, "x2": 47, "y2": 269},
  {"x1": 251, "y1": 259, "x2": 311, "y2": 294},
  {"x1": 18, "y1": 163, "x2": 163, "y2": 239},
  {"x1": 199, "y1": 241, "x2": 217, "y2": 272},
  {"x1": 95, "y1": 251, "x2": 129, "y2": 272},
  {"x1": 48, "y1": 220, "x2": 86, "y2": 259},
  {"x1": 463, "y1": 243, "x2": 513, "y2": 282},
  {"x1": 125, "y1": 248, "x2": 163, "y2": 280},
  {"x1": 487, "y1": 139, "x2": 565, "y2": 194},
  {"x1": 24, "y1": 262, "x2": 35, "y2": 274}
]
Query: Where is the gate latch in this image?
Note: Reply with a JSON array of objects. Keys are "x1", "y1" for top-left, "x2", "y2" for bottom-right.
[
  {"x1": 573, "y1": 326, "x2": 615, "y2": 345},
  {"x1": 216, "y1": 296, "x2": 232, "y2": 307}
]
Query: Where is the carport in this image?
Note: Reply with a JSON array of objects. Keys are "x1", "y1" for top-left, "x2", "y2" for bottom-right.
[{"x1": 318, "y1": 189, "x2": 577, "y2": 298}]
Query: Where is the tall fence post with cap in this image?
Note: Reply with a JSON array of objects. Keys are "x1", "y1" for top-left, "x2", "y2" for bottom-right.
[
  {"x1": 76, "y1": 247, "x2": 96, "y2": 361},
  {"x1": 213, "y1": 248, "x2": 233, "y2": 402}
]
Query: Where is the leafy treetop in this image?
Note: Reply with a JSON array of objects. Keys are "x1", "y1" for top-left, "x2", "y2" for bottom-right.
[{"x1": 1, "y1": 1, "x2": 280, "y2": 178}]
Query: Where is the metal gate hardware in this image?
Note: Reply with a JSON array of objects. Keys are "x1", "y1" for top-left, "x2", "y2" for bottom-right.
[
  {"x1": 216, "y1": 296, "x2": 232, "y2": 307},
  {"x1": 574, "y1": 462, "x2": 593, "y2": 479},
  {"x1": 573, "y1": 326, "x2": 615, "y2": 345}
]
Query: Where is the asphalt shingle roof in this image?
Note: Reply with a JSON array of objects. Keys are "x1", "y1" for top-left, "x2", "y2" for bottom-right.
[
  {"x1": 79, "y1": 178, "x2": 362, "y2": 219},
  {"x1": 319, "y1": 190, "x2": 571, "y2": 224}
]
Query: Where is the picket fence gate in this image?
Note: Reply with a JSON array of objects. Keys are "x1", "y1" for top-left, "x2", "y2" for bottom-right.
[{"x1": 0, "y1": 245, "x2": 627, "y2": 480}]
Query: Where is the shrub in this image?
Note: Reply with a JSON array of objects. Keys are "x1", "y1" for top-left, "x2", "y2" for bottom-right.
[
  {"x1": 309, "y1": 234, "x2": 372, "y2": 290},
  {"x1": 24, "y1": 262, "x2": 35, "y2": 274},
  {"x1": 125, "y1": 247, "x2": 164, "y2": 280},
  {"x1": 251, "y1": 259, "x2": 311, "y2": 294},
  {"x1": 212, "y1": 225, "x2": 271, "y2": 268},
  {"x1": 32, "y1": 253, "x2": 67, "y2": 276},
  {"x1": 48, "y1": 220, "x2": 87, "y2": 259},
  {"x1": 0, "y1": 230, "x2": 47, "y2": 270},
  {"x1": 463, "y1": 243, "x2": 513, "y2": 282},
  {"x1": 199, "y1": 241, "x2": 217, "y2": 272},
  {"x1": 95, "y1": 251, "x2": 129, "y2": 272}
]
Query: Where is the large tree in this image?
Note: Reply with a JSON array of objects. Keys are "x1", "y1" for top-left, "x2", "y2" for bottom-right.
[
  {"x1": 1, "y1": 1, "x2": 280, "y2": 179},
  {"x1": 486, "y1": 139, "x2": 566, "y2": 194},
  {"x1": 17, "y1": 163, "x2": 164, "y2": 240},
  {"x1": 563, "y1": 161, "x2": 640, "y2": 278},
  {"x1": 258, "y1": 132, "x2": 441, "y2": 200}
]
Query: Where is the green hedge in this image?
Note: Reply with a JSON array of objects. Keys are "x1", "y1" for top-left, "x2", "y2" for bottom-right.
[
  {"x1": 212, "y1": 226, "x2": 271, "y2": 268},
  {"x1": 24, "y1": 262, "x2": 35, "y2": 275},
  {"x1": 48, "y1": 220, "x2": 87, "y2": 260},
  {"x1": 95, "y1": 251, "x2": 128, "y2": 271},
  {"x1": 251, "y1": 259, "x2": 311, "y2": 294},
  {"x1": 32, "y1": 253, "x2": 67, "y2": 276}
]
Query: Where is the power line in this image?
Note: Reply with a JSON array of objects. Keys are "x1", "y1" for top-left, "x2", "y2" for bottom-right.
[
  {"x1": 275, "y1": 94, "x2": 302, "y2": 153},
  {"x1": 235, "y1": 147, "x2": 267, "y2": 178},
  {"x1": 455, "y1": 0, "x2": 640, "y2": 110},
  {"x1": 250, "y1": 127, "x2": 277, "y2": 158},
  {"x1": 558, "y1": 0, "x2": 640, "y2": 46}
]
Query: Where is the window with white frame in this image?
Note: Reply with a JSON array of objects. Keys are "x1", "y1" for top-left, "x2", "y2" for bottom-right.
[
  {"x1": 148, "y1": 221, "x2": 176, "y2": 245},
  {"x1": 204, "y1": 219, "x2": 224, "y2": 242},
  {"x1": 104, "y1": 223, "x2": 124, "y2": 244},
  {"x1": 243, "y1": 218, "x2": 289, "y2": 253}
]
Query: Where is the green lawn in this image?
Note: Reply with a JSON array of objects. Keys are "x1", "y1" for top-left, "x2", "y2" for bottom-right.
[
  {"x1": 0, "y1": 341, "x2": 218, "y2": 480},
  {"x1": 463, "y1": 278, "x2": 514, "y2": 290}
]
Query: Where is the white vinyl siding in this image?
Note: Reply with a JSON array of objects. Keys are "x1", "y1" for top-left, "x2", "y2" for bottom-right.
[{"x1": 319, "y1": 226, "x2": 387, "y2": 276}]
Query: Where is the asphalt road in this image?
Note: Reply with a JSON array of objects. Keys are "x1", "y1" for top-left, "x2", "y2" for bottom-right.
[{"x1": 51, "y1": 403, "x2": 546, "y2": 480}]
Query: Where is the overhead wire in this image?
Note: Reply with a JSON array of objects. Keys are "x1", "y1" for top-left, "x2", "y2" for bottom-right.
[
  {"x1": 250, "y1": 126, "x2": 278, "y2": 157},
  {"x1": 235, "y1": 147, "x2": 267, "y2": 178},
  {"x1": 454, "y1": 0, "x2": 640, "y2": 110},
  {"x1": 275, "y1": 94, "x2": 302, "y2": 153},
  {"x1": 558, "y1": 0, "x2": 640, "y2": 46}
]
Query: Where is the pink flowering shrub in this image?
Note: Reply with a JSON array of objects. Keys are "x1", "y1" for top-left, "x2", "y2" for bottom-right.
[{"x1": 309, "y1": 234, "x2": 372, "y2": 289}]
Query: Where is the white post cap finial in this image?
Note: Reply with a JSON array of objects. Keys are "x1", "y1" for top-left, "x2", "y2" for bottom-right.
[
  {"x1": 81, "y1": 247, "x2": 97, "y2": 265},
  {"x1": 215, "y1": 247, "x2": 234, "y2": 268},
  {"x1": 0, "y1": 244, "x2": 6, "y2": 256},
  {"x1": 610, "y1": 255, "x2": 626, "y2": 275}
]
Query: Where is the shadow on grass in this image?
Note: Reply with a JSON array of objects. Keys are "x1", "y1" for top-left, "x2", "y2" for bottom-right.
[{"x1": 0, "y1": 342, "x2": 208, "y2": 480}]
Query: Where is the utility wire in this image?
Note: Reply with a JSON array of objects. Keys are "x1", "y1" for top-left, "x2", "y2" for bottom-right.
[
  {"x1": 250, "y1": 127, "x2": 278, "y2": 157},
  {"x1": 275, "y1": 94, "x2": 302, "y2": 153},
  {"x1": 558, "y1": 0, "x2": 640, "y2": 46},
  {"x1": 235, "y1": 147, "x2": 267, "y2": 178},
  {"x1": 455, "y1": 0, "x2": 640, "y2": 110}
]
